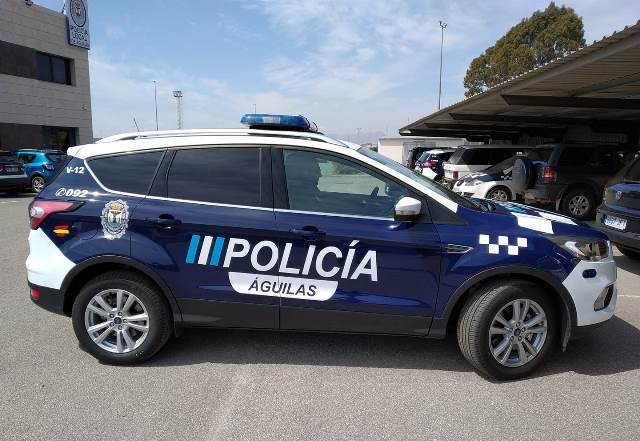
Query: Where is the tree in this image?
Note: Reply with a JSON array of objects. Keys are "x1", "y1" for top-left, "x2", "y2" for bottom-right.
[{"x1": 463, "y1": 3, "x2": 586, "y2": 97}]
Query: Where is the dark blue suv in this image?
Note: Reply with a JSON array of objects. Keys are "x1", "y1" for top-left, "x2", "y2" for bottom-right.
[
  {"x1": 16, "y1": 149, "x2": 67, "y2": 192},
  {"x1": 26, "y1": 115, "x2": 617, "y2": 380},
  {"x1": 597, "y1": 156, "x2": 640, "y2": 259}
]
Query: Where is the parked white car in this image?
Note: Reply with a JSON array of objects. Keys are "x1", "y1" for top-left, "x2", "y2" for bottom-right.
[
  {"x1": 452, "y1": 157, "x2": 518, "y2": 201},
  {"x1": 443, "y1": 145, "x2": 528, "y2": 188}
]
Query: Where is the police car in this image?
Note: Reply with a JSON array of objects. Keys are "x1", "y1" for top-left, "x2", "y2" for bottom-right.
[
  {"x1": 452, "y1": 156, "x2": 518, "y2": 201},
  {"x1": 27, "y1": 114, "x2": 617, "y2": 380}
]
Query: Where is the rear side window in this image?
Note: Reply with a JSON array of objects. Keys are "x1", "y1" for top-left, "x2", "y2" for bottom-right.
[
  {"x1": 447, "y1": 147, "x2": 466, "y2": 165},
  {"x1": 557, "y1": 147, "x2": 592, "y2": 166},
  {"x1": 46, "y1": 153, "x2": 67, "y2": 162},
  {"x1": 89, "y1": 151, "x2": 164, "y2": 195},
  {"x1": 167, "y1": 147, "x2": 264, "y2": 207}
]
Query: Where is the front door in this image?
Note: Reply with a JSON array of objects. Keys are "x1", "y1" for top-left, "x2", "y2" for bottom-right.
[{"x1": 273, "y1": 148, "x2": 442, "y2": 336}]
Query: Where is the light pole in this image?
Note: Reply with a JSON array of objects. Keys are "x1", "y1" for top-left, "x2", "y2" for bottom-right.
[
  {"x1": 153, "y1": 80, "x2": 159, "y2": 130},
  {"x1": 438, "y1": 20, "x2": 447, "y2": 110},
  {"x1": 172, "y1": 90, "x2": 183, "y2": 129}
]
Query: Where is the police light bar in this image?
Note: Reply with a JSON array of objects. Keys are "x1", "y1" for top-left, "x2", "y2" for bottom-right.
[{"x1": 240, "y1": 114, "x2": 318, "y2": 132}]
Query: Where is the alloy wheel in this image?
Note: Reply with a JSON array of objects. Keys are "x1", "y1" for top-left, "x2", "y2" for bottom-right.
[
  {"x1": 84, "y1": 289, "x2": 150, "y2": 353},
  {"x1": 32, "y1": 176, "x2": 45, "y2": 193},
  {"x1": 568, "y1": 195, "x2": 589, "y2": 216},
  {"x1": 488, "y1": 189, "x2": 509, "y2": 201},
  {"x1": 489, "y1": 299, "x2": 548, "y2": 368}
]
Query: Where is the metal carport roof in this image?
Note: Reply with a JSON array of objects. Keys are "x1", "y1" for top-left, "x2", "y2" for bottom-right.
[{"x1": 401, "y1": 21, "x2": 640, "y2": 145}]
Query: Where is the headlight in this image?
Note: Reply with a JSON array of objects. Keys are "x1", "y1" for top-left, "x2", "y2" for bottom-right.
[{"x1": 548, "y1": 236, "x2": 610, "y2": 261}]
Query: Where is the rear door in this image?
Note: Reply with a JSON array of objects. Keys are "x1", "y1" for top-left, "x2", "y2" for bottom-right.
[
  {"x1": 130, "y1": 146, "x2": 280, "y2": 329},
  {"x1": 272, "y1": 147, "x2": 441, "y2": 336}
]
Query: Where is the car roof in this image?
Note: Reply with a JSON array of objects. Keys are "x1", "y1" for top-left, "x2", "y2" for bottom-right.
[
  {"x1": 17, "y1": 149, "x2": 65, "y2": 153},
  {"x1": 69, "y1": 128, "x2": 459, "y2": 213},
  {"x1": 457, "y1": 144, "x2": 531, "y2": 150}
]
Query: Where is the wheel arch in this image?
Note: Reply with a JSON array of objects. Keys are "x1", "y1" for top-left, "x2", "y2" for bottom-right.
[
  {"x1": 429, "y1": 265, "x2": 576, "y2": 349},
  {"x1": 556, "y1": 182, "x2": 599, "y2": 211},
  {"x1": 485, "y1": 184, "x2": 512, "y2": 200},
  {"x1": 60, "y1": 255, "x2": 183, "y2": 329}
]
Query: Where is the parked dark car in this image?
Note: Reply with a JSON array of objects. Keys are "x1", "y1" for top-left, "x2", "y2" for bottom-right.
[
  {"x1": 596, "y1": 155, "x2": 640, "y2": 259},
  {"x1": 406, "y1": 147, "x2": 431, "y2": 169},
  {"x1": 0, "y1": 151, "x2": 29, "y2": 195},
  {"x1": 513, "y1": 144, "x2": 635, "y2": 220},
  {"x1": 414, "y1": 148, "x2": 455, "y2": 181}
]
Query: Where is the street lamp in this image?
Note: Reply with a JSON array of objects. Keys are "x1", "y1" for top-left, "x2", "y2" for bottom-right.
[
  {"x1": 153, "y1": 80, "x2": 159, "y2": 131},
  {"x1": 438, "y1": 20, "x2": 447, "y2": 110},
  {"x1": 172, "y1": 90, "x2": 183, "y2": 129}
]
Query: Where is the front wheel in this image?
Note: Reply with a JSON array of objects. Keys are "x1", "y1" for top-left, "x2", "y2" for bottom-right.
[
  {"x1": 486, "y1": 186, "x2": 512, "y2": 201},
  {"x1": 72, "y1": 271, "x2": 172, "y2": 364},
  {"x1": 457, "y1": 280, "x2": 557, "y2": 380}
]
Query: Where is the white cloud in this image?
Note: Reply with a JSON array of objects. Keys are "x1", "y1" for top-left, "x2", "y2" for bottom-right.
[{"x1": 105, "y1": 25, "x2": 125, "y2": 41}]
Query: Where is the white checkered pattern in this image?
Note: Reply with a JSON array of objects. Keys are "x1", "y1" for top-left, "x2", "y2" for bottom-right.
[{"x1": 479, "y1": 234, "x2": 527, "y2": 255}]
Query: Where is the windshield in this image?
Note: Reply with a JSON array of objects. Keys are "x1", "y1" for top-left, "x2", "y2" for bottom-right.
[
  {"x1": 483, "y1": 156, "x2": 516, "y2": 175},
  {"x1": 625, "y1": 157, "x2": 640, "y2": 182},
  {"x1": 357, "y1": 147, "x2": 479, "y2": 210}
]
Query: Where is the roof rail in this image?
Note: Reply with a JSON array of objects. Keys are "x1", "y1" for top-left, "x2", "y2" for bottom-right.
[{"x1": 96, "y1": 128, "x2": 346, "y2": 147}]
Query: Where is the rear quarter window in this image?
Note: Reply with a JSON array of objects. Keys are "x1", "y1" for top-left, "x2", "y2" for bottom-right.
[{"x1": 88, "y1": 151, "x2": 164, "y2": 195}]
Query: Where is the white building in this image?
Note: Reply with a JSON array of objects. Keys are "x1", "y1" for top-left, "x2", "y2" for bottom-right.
[
  {"x1": 0, "y1": 0, "x2": 92, "y2": 151},
  {"x1": 377, "y1": 136, "x2": 466, "y2": 165}
]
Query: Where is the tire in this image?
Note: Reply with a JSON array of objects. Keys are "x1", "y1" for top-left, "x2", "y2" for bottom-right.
[
  {"x1": 457, "y1": 280, "x2": 557, "y2": 380},
  {"x1": 486, "y1": 186, "x2": 512, "y2": 202},
  {"x1": 617, "y1": 245, "x2": 640, "y2": 260},
  {"x1": 72, "y1": 270, "x2": 172, "y2": 365},
  {"x1": 512, "y1": 157, "x2": 535, "y2": 192},
  {"x1": 31, "y1": 175, "x2": 46, "y2": 193},
  {"x1": 560, "y1": 188, "x2": 596, "y2": 220}
]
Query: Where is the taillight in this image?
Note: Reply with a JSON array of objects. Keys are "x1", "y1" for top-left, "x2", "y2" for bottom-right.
[
  {"x1": 424, "y1": 160, "x2": 438, "y2": 169},
  {"x1": 543, "y1": 166, "x2": 556, "y2": 184},
  {"x1": 43, "y1": 163, "x2": 55, "y2": 171},
  {"x1": 452, "y1": 171, "x2": 459, "y2": 180},
  {"x1": 28, "y1": 200, "x2": 81, "y2": 230}
]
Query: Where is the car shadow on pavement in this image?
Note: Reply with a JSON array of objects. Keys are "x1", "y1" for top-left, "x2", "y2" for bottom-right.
[
  {"x1": 147, "y1": 315, "x2": 640, "y2": 378},
  {"x1": 614, "y1": 254, "x2": 640, "y2": 275}
]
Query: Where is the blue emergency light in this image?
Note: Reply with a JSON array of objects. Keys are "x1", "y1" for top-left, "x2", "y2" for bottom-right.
[{"x1": 240, "y1": 114, "x2": 318, "y2": 132}]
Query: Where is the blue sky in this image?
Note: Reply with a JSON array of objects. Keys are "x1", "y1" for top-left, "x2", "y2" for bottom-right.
[{"x1": 36, "y1": 0, "x2": 636, "y2": 141}]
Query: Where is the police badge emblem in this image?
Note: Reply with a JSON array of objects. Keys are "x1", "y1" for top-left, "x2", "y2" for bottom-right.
[{"x1": 101, "y1": 200, "x2": 129, "y2": 240}]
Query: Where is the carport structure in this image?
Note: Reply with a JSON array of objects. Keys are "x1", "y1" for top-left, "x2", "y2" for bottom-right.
[{"x1": 401, "y1": 21, "x2": 640, "y2": 147}]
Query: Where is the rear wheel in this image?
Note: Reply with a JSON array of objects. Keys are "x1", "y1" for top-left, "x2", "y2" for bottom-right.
[
  {"x1": 617, "y1": 245, "x2": 640, "y2": 260},
  {"x1": 457, "y1": 280, "x2": 557, "y2": 380},
  {"x1": 486, "y1": 186, "x2": 511, "y2": 201},
  {"x1": 72, "y1": 271, "x2": 172, "y2": 364},
  {"x1": 560, "y1": 188, "x2": 595, "y2": 220},
  {"x1": 31, "y1": 175, "x2": 46, "y2": 193}
]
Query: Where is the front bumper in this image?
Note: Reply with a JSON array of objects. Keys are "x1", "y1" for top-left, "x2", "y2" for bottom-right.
[
  {"x1": 562, "y1": 254, "x2": 617, "y2": 327},
  {"x1": 452, "y1": 181, "x2": 490, "y2": 198},
  {"x1": 595, "y1": 207, "x2": 640, "y2": 252}
]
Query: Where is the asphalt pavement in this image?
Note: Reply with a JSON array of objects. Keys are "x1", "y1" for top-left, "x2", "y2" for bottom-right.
[{"x1": 1, "y1": 194, "x2": 639, "y2": 440}]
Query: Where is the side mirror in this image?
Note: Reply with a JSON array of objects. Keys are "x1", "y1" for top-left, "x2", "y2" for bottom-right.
[{"x1": 394, "y1": 196, "x2": 422, "y2": 222}]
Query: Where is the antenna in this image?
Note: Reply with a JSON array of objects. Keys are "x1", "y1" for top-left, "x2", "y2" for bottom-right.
[{"x1": 132, "y1": 117, "x2": 140, "y2": 132}]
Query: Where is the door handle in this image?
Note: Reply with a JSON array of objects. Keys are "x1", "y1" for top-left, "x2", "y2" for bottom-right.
[
  {"x1": 146, "y1": 214, "x2": 181, "y2": 228},
  {"x1": 290, "y1": 226, "x2": 326, "y2": 241}
]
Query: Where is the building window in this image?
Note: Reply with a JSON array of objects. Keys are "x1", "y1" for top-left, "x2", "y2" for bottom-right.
[
  {"x1": 36, "y1": 52, "x2": 72, "y2": 85},
  {"x1": 43, "y1": 126, "x2": 76, "y2": 150}
]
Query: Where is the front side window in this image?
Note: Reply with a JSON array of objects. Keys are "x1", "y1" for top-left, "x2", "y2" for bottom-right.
[
  {"x1": 283, "y1": 149, "x2": 408, "y2": 218},
  {"x1": 89, "y1": 151, "x2": 163, "y2": 195},
  {"x1": 167, "y1": 147, "x2": 264, "y2": 207}
]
